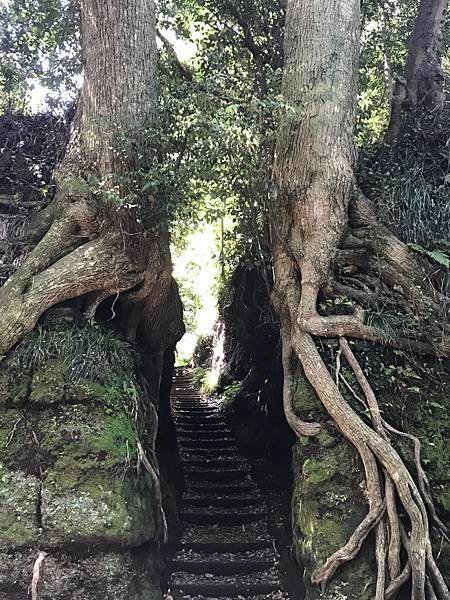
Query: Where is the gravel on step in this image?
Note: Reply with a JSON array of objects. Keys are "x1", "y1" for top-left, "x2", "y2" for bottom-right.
[
  {"x1": 184, "y1": 494, "x2": 263, "y2": 508},
  {"x1": 173, "y1": 547, "x2": 278, "y2": 563},
  {"x1": 186, "y1": 480, "x2": 257, "y2": 492},
  {"x1": 181, "y1": 505, "x2": 266, "y2": 516},
  {"x1": 166, "y1": 592, "x2": 290, "y2": 600},
  {"x1": 169, "y1": 565, "x2": 281, "y2": 586},
  {"x1": 181, "y1": 521, "x2": 271, "y2": 544}
]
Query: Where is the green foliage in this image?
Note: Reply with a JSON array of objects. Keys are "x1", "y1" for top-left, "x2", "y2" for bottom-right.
[
  {"x1": 220, "y1": 380, "x2": 242, "y2": 411},
  {"x1": 408, "y1": 243, "x2": 450, "y2": 269},
  {"x1": 357, "y1": 0, "x2": 416, "y2": 145},
  {"x1": 0, "y1": 0, "x2": 80, "y2": 112},
  {"x1": 9, "y1": 323, "x2": 137, "y2": 385},
  {"x1": 192, "y1": 366, "x2": 219, "y2": 394}
]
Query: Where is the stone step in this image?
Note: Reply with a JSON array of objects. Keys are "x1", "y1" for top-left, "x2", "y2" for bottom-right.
[
  {"x1": 177, "y1": 429, "x2": 232, "y2": 439},
  {"x1": 181, "y1": 447, "x2": 238, "y2": 457},
  {"x1": 186, "y1": 481, "x2": 257, "y2": 494},
  {"x1": 174, "y1": 414, "x2": 225, "y2": 422},
  {"x1": 180, "y1": 507, "x2": 266, "y2": 526},
  {"x1": 175, "y1": 421, "x2": 227, "y2": 430},
  {"x1": 181, "y1": 457, "x2": 246, "y2": 469},
  {"x1": 180, "y1": 521, "x2": 271, "y2": 547},
  {"x1": 171, "y1": 396, "x2": 206, "y2": 400},
  {"x1": 179, "y1": 438, "x2": 234, "y2": 448},
  {"x1": 169, "y1": 373, "x2": 288, "y2": 598},
  {"x1": 172, "y1": 407, "x2": 218, "y2": 414},
  {"x1": 185, "y1": 468, "x2": 249, "y2": 483},
  {"x1": 171, "y1": 550, "x2": 275, "y2": 575},
  {"x1": 184, "y1": 494, "x2": 262, "y2": 508},
  {"x1": 170, "y1": 594, "x2": 289, "y2": 600},
  {"x1": 172, "y1": 402, "x2": 209, "y2": 407},
  {"x1": 169, "y1": 566, "x2": 282, "y2": 596}
]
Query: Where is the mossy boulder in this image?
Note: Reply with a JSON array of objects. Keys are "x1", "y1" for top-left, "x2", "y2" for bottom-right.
[
  {"x1": 29, "y1": 359, "x2": 69, "y2": 404},
  {"x1": 0, "y1": 368, "x2": 31, "y2": 407},
  {"x1": 292, "y1": 437, "x2": 375, "y2": 600},
  {"x1": 0, "y1": 464, "x2": 40, "y2": 550},
  {"x1": 41, "y1": 469, "x2": 157, "y2": 547},
  {"x1": 291, "y1": 348, "x2": 450, "y2": 598},
  {"x1": 0, "y1": 323, "x2": 166, "y2": 599}
]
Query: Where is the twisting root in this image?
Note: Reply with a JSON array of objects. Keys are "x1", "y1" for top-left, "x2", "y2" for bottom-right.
[
  {"x1": 136, "y1": 440, "x2": 168, "y2": 543},
  {"x1": 310, "y1": 442, "x2": 385, "y2": 587},
  {"x1": 30, "y1": 551, "x2": 47, "y2": 600},
  {"x1": 381, "y1": 419, "x2": 449, "y2": 541},
  {"x1": 289, "y1": 325, "x2": 449, "y2": 600},
  {"x1": 281, "y1": 336, "x2": 321, "y2": 436}
]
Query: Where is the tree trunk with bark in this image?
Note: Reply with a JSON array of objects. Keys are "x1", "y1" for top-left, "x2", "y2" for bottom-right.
[
  {"x1": 0, "y1": 3, "x2": 184, "y2": 597},
  {"x1": 0, "y1": 0, "x2": 182, "y2": 355},
  {"x1": 384, "y1": 0, "x2": 448, "y2": 145},
  {"x1": 271, "y1": 0, "x2": 449, "y2": 598}
]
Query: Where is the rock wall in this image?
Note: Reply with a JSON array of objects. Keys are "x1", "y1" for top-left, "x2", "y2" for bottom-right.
[
  {"x1": 289, "y1": 359, "x2": 376, "y2": 600},
  {"x1": 290, "y1": 343, "x2": 450, "y2": 599},
  {"x1": 215, "y1": 263, "x2": 450, "y2": 599},
  {"x1": 0, "y1": 322, "x2": 168, "y2": 600}
]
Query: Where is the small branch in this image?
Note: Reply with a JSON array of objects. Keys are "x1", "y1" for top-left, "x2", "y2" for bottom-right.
[
  {"x1": 157, "y1": 30, "x2": 193, "y2": 81},
  {"x1": 6, "y1": 417, "x2": 22, "y2": 447},
  {"x1": 156, "y1": 29, "x2": 240, "y2": 104}
]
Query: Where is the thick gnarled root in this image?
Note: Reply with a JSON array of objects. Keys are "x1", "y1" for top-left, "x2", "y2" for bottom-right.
[{"x1": 290, "y1": 329, "x2": 449, "y2": 600}]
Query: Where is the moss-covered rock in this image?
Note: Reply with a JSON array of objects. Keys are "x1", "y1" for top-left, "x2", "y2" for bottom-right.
[
  {"x1": 291, "y1": 365, "x2": 376, "y2": 600},
  {"x1": 29, "y1": 359, "x2": 69, "y2": 404},
  {"x1": 0, "y1": 368, "x2": 31, "y2": 407},
  {"x1": 291, "y1": 347, "x2": 450, "y2": 598},
  {"x1": 0, "y1": 548, "x2": 163, "y2": 600},
  {"x1": 41, "y1": 469, "x2": 157, "y2": 547},
  {"x1": 0, "y1": 323, "x2": 167, "y2": 598},
  {"x1": 0, "y1": 464, "x2": 40, "y2": 550}
]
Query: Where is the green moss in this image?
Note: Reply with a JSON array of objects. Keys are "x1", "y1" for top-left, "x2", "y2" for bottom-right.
[
  {"x1": 0, "y1": 410, "x2": 29, "y2": 468},
  {"x1": 37, "y1": 401, "x2": 138, "y2": 468},
  {"x1": 0, "y1": 368, "x2": 31, "y2": 406},
  {"x1": 29, "y1": 359, "x2": 68, "y2": 404},
  {"x1": 90, "y1": 412, "x2": 137, "y2": 462},
  {"x1": 290, "y1": 361, "x2": 375, "y2": 599},
  {"x1": 290, "y1": 374, "x2": 320, "y2": 414},
  {"x1": 0, "y1": 464, "x2": 40, "y2": 549},
  {"x1": 41, "y1": 469, "x2": 157, "y2": 547},
  {"x1": 302, "y1": 458, "x2": 337, "y2": 485}
]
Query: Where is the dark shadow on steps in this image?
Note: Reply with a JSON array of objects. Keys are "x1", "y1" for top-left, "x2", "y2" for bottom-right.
[{"x1": 165, "y1": 367, "x2": 305, "y2": 600}]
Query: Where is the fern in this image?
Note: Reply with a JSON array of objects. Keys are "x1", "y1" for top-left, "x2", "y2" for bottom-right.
[{"x1": 408, "y1": 243, "x2": 449, "y2": 269}]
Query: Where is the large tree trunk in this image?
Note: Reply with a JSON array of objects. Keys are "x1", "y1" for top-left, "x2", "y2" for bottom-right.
[
  {"x1": 271, "y1": 0, "x2": 449, "y2": 598},
  {"x1": 0, "y1": 0, "x2": 179, "y2": 355},
  {"x1": 0, "y1": 4, "x2": 184, "y2": 597},
  {"x1": 384, "y1": 0, "x2": 448, "y2": 145}
]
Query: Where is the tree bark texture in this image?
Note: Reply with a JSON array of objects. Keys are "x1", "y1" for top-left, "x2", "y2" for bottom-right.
[
  {"x1": 384, "y1": 0, "x2": 448, "y2": 145},
  {"x1": 271, "y1": 0, "x2": 449, "y2": 598},
  {"x1": 0, "y1": 0, "x2": 182, "y2": 355}
]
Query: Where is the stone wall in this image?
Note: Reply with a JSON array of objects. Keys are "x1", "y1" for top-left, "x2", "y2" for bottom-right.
[{"x1": 0, "y1": 322, "x2": 166, "y2": 600}]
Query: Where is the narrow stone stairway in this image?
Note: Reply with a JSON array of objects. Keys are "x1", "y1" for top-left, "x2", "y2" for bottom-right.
[{"x1": 167, "y1": 368, "x2": 290, "y2": 600}]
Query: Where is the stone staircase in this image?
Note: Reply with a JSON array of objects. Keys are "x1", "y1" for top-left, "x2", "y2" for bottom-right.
[{"x1": 167, "y1": 368, "x2": 290, "y2": 600}]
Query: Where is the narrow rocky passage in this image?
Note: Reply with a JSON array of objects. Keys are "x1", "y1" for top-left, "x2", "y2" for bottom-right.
[{"x1": 166, "y1": 368, "x2": 293, "y2": 600}]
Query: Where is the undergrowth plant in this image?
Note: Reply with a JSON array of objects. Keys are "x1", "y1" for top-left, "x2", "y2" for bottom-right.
[{"x1": 8, "y1": 323, "x2": 137, "y2": 384}]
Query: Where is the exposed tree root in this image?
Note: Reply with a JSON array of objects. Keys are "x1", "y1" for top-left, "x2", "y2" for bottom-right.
[
  {"x1": 30, "y1": 551, "x2": 46, "y2": 600},
  {"x1": 136, "y1": 439, "x2": 168, "y2": 544},
  {"x1": 289, "y1": 326, "x2": 449, "y2": 599}
]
